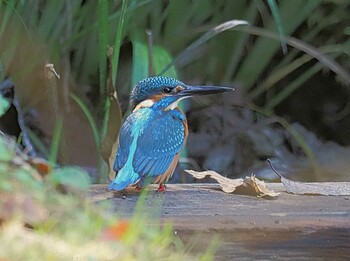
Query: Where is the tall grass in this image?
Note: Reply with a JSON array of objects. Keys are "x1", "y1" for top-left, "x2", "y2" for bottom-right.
[{"x1": 0, "y1": 0, "x2": 349, "y2": 177}]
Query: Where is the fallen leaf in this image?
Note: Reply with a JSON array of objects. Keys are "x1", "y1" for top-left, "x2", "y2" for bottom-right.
[
  {"x1": 185, "y1": 170, "x2": 279, "y2": 198},
  {"x1": 268, "y1": 159, "x2": 350, "y2": 196},
  {"x1": 280, "y1": 177, "x2": 350, "y2": 196},
  {"x1": 27, "y1": 157, "x2": 52, "y2": 175},
  {"x1": 185, "y1": 170, "x2": 243, "y2": 193},
  {"x1": 242, "y1": 176, "x2": 280, "y2": 198}
]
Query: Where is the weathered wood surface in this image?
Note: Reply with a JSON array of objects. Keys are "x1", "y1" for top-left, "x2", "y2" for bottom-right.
[{"x1": 90, "y1": 183, "x2": 350, "y2": 260}]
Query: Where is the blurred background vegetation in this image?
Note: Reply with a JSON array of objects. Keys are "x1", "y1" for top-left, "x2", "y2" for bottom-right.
[{"x1": 0, "y1": 0, "x2": 349, "y2": 183}]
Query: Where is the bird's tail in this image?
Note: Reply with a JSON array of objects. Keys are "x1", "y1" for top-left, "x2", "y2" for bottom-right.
[
  {"x1": 108, "y1": 179, "x2": 131, "y2": 191},
  {"x1": 108, "y1": 168, "x2": 139, "y2": 191}
]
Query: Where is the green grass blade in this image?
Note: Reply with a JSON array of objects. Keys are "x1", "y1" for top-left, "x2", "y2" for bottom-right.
[
  {"x1": 99, "y1": 0, "x2": 129, "y2": 181},
  {"x1": 0, "y1": 0, "x2": 14, "y2": 37},
  {"x1": 235, "y1": 0, "x2": 320, "y2": 90},
  {"x1": 236, "y1": 26, "x2": 350, "y2": 86},
  {"x1": 26, "y1": 128, "x2": 50, "y2": 158},
  {"x1": 69, "y1": 93, "x2": 100, "y2": 150},
  {"x1": 37, "y1": 1, "x2": 66, "y2": 42},
  {"x1": 160, "y1": 19, "x2": 248, "y2": 75},
  {"x1": 273, "y1": 17, "x2": 331, "y2": 72},
  {"x1": 49, "y1": 117, "x2": 63, "y2": 165},
  {"x1": 0, "y1": 60, "x2": 4, "y2": 81},
  {"x1": 251, "y1": 45, "x2": 346, "y2": 99},
  {"x1": 1, "y1": 0, "x2": 35, "y2": 47},
  {"x1": 98, "y1": 0, "x2": 109, "y2": 99},
  {"x1": 266, "y1": 53, "x2": 340, "y2": 110},
  {"x1": 60, "y1": 0, "x2": 150, "y2": 49},
  {"x1": 267, "y1": 0, "x2": 288, "y2": 54},
  {"x1": 111, "y1": 0, "x2": 129, "y2": 89},
  {"x1": 223, "y1": 1, "x2": 259, "y2": 82}
]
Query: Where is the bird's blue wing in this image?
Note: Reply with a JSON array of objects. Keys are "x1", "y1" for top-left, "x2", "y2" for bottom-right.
[{"x1": 133, "y1": 110, "x2": 186, "y2": 178}]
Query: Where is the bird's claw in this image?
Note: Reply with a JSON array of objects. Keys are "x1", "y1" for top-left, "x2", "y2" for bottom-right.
[{"x1": 157, "y1": 183, "x2": 167, "y2": 192}]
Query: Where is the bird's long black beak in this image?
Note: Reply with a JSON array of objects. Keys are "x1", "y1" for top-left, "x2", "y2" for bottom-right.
[{"x1": 179, "y1": 85, "x2": 234, "y2": 97}]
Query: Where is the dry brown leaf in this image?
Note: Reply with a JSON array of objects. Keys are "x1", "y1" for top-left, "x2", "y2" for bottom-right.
[
  {"x1": 100, "y1": 92, "x2": 122, "y2": 182},
  {"x1": 185, "y1": 170, "x2": 279, "y2": 198},
  {"x1": 185, "y1": 170, "x2": 243, "y2": 193},
  {"x1": 241, "y1": 176, "x2": 280, "y2": 198}
]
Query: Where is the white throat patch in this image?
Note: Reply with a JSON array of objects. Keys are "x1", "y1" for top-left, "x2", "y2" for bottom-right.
[
  {"x1": 165, "y1": 97, "x2": 188, "y2": 110},
  {"x1": 133, "y1": 99, "x2": 155, "y2": 112}
]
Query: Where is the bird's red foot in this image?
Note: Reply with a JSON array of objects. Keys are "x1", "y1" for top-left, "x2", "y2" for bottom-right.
[
  {"x1": 157, "y1": 183, "x2": 166, "y2": 192},
  {"x1": 135, "y1": 184, "x2": 142, "y2": 191}
]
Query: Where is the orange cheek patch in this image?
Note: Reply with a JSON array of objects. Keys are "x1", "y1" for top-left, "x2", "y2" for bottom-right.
[{"x1": 150, "y1": 94, "x2": 166, "y2": 101}]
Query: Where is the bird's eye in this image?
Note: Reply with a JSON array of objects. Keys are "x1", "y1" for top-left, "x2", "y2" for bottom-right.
[{"x1": 163, "y1": 87, "x2": 172, "y2": 94}]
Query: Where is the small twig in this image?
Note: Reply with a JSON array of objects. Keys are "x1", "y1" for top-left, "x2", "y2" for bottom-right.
[{"x1": 44, "y1": 64, "x2": 60, "y2": 79}]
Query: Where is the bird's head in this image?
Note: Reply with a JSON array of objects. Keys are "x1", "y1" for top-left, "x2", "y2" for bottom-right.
[{"x1": 130, "y1": 76, "x2": 234, "y2": 111}]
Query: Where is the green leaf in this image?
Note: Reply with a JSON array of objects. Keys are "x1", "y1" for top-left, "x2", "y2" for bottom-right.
[
  {"x1": 50, "y1": 166, "x2": 91, "y2": 191},
  {"x1": 132, "y1": 40, "x2": 149, "y2": 86},
  {"x1": 0, "y1": 136, "x2": 14, "y2": 162},
  {"x1": 0, "y1": 94, "x2": 10, "y2": 117},
  {"x1": 14, "y1": 169, "x2": 42, "y2": 191},
  {"x1": 131, "y1": 40, "x2": 177, "y2": 86},
  {"x1": 153, "y1": 46, "x2": 177, "y2": 78}
]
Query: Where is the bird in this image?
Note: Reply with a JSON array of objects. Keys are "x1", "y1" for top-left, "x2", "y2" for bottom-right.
[{"x1": 108, "y1": 76, "x2": 234, "y2": 191}]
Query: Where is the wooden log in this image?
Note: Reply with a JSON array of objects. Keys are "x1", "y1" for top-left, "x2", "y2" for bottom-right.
[{"x1": 90, "y1": 183, "x2": 350, "y2": 260}]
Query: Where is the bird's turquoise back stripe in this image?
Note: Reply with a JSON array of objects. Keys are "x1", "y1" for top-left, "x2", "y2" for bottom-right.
[{"x1": 109, "y1": 109, "x2": 152, "y2": 190}]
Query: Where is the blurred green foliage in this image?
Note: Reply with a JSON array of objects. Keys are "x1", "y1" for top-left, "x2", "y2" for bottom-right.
[
  {"x1": 0, "y1": 0, "x2": 349, "y2": 178},
  {"x1": 1, "y1": 0, "x2": 348, "y2": 100},
  {"x1": 0, "y1": 136, "x2": 211, "y2": 260},
  {"x1": 0, "y1": 93, "x2": 10, "y2": 116}
]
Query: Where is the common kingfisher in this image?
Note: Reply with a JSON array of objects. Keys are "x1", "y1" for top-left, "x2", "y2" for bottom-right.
[{"x1": 108, "y1": 76, "x2": 233, "y2": 191}]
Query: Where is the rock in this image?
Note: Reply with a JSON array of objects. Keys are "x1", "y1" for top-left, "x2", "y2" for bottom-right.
[{"x1": 203, "y1": 145, "x2": 235, "y2": 173}]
